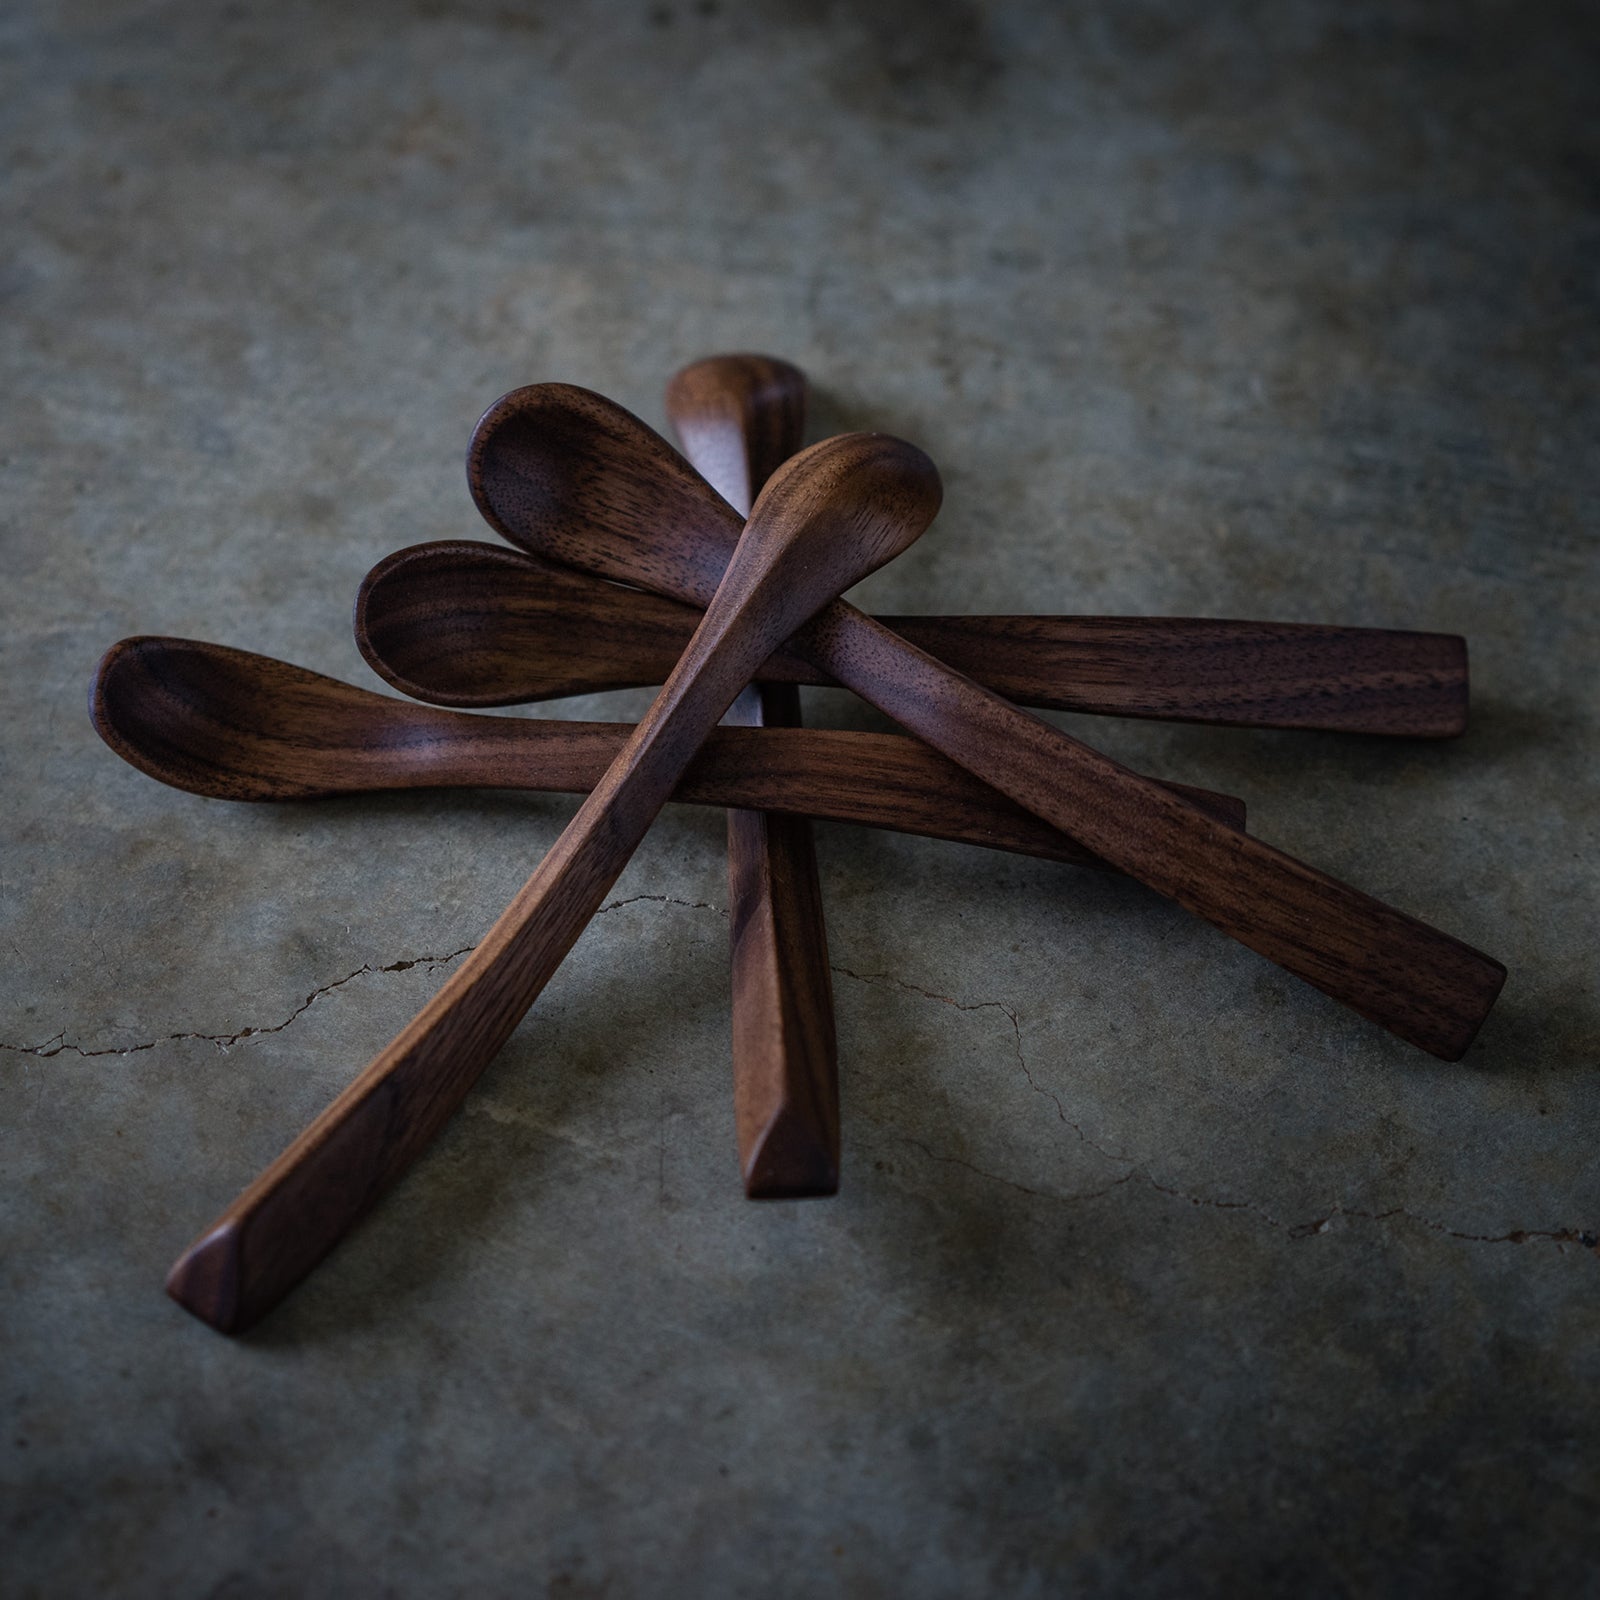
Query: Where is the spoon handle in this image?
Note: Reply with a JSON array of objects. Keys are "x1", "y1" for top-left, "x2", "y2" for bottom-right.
[
  {"x1": 852, "y1": 615, "x2": 1466, "y2": 737},
  {"x1": 721, "y1": 681, "x2": 838, "y2": 1195},
  {"x1": 668, "y1": 354, "x2": 838, "y2": 1197},
  {"x1": 797, "y1": 605, "x2": 1504, "y2": 1060}
]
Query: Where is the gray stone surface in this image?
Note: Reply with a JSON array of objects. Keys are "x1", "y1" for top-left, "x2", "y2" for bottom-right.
[{"x1": 3, "y1": 1, "x2": 1596, "y2": 1594}]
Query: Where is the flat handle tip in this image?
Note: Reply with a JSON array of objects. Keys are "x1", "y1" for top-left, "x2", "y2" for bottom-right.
[
  {"x1": 166, "y1": 1220, "x2": 246, "y2": 1334},
  {"x1": 741, "y1": 1101, "x2": 841, "y2": 1199}
]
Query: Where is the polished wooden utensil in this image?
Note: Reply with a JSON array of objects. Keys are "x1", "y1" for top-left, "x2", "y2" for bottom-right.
[
  {"x1": 666, "y1": 354, "x2": 836, "y2": 1198},
  {"x1": 356, "y1": 541, "x2": 1467, "y2": 736},
  {"x1": 467, "y1": 385, "x2": 1506, "y2": 1061},
  {"x1": 91, "y1": 635, "x2": 1247, "y2": 859},
  {"x1": 163, "y1": 433, "x2": 943, "y2": 1334}
]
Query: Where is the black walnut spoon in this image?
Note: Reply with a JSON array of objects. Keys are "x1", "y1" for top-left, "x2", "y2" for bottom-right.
[
  {"x1": 465, "y1": 384, "x2": 1506, "y2": 1061},
  {"x1": 163, "y1": 431, "x2": 941, "y2": 1333},
  {"x1": 355, "y1": 541, "x2": 1467, "y2": 736},
  {"x1": 666, "y1": 354, "x2": 837, "y2": 1197},
  {"x1": 91, "y1": 636, "x2": 1248, "y2": 863}
]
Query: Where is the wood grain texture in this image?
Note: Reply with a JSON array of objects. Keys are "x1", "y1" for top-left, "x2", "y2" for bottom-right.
[
  {"x1": 91, "y1": 636, "x2": 1248, "y2": 859},
  {"x1": 722, "y1": 683, "x2": 839, "y2": 1196},
  {"x1": 466, "y1": 384, "x2": 1505, "y2": 1061},
  {"x1": 665, "y1": 354, "x2": 807, "y2": 516},
  {"x1": 797, "y1": 606, "x2": 1505, "y2": 1060},
  {"x1": 356, "y1": 539, "x2": 1467, "y2": 738},
  {"x1": 163, "y1": 433, "x2": 942, "y2": 1333},
  {"x1": 667, "y1": 354, "x2": 837, "y2": 1198}
]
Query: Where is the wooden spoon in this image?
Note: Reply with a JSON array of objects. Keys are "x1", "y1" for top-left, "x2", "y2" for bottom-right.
[
  {"x1": 466, "y1": 385, "x2": 1506, "y2": 1061},
  {"x1": 90, "y1": 637, "x2": 1248, "y2": 868},
  {"x1": 355, "y1": 540, "x2": 1467, "y2": 736},
  {"x1": 163, "y1": 432, "x2": 942, "y2": 1334},
  {"x1": 666, "y1": 354, "x2": 836, "y2": 1198}
]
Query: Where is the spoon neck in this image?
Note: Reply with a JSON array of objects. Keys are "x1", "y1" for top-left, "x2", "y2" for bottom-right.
[{"x1": 674, "y1": 412, "x2": 755, "y2": 517}]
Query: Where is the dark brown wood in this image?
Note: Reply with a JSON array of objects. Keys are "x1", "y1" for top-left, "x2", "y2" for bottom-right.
[
  {"x1": 665, "y1": 354, "x2": 807, "y2": 516},
  {"x1": 91, "y1": 636, "x2": 1248, "y2": 859},
  {"x1": 356, "y1": 540, "x2": 1467, "y2": 738},
  {"x1": 667, "y1": 354, "x2": 837, "y2": 1199},
  {"x1": 467, "y1": 384, "x2": 1506, "y2": 1061},
  {"x1": 162, "y1": 433, "x2": 943, "y2": 1334},
  {"x1": 721, "y1": 683, "x2": 840, "y2": 1196}
]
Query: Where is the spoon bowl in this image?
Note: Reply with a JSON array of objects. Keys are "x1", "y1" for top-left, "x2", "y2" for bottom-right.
[
  {"x1": 469, "y1": 383, "x2": 742, "y2": 607},
  {"x1": 92, "y1": 635, "x2": 450, "y2": 801},
  {"x1": 353, "y1": 541, "x2": 686, "y2": 708}
]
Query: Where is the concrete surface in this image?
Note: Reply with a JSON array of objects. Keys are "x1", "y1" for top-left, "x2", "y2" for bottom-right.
[{"x1": 3, "y1": 2, "x2": 1597, "y2": 1594}]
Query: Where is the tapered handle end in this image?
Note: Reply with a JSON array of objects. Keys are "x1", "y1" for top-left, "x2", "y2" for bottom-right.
[
  {"x1": 166, "y1": 1220, "x2": 246, "y2": 1334},
  {"x1": 742, "y1": 1102, "x2": 840, "y2": 1199},
  {"x1": 726, "y1": 739, "x2": 839, "y2": 1200},
  {"x1": 1423, "y1": 950, "x2": 1507, "y2": 1062}
]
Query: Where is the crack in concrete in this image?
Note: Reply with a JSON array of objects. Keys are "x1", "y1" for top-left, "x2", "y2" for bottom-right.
[
  {"x1": 7, "y1": 895, "x2": 1594, "y2": 1260},
  {"x1": 1, "y1": 895, "x2": 724, "y2": 1064},
  {"x1": 889, "y1": 1134, "x2": 1139, "y2": 1207},
  {"x1": 598, "y1": 893, "x2": 727, "y2": 918},
  {"x1": 883, "y1": 1133, "x2": 1599, "y2": 1255},
  {"x1": 828, "y1": 963, "x2": 1596, "y2": 1261},
  {"x1": 0, "y1": 947, "x2": 476, "y2": 1060},
  {"x1": 1, "y1": 898, "x2": 725, "y2": 1063},
  {"x1": 1274, "y1": 1204, "x2": 1598, "y2": 1252},
  {"x1": 0, "y1": 896, "x2": 726, "y2": 1068},
  {"x1": 831, "y1": 964, "x2": 1133, "y2": 1168}
]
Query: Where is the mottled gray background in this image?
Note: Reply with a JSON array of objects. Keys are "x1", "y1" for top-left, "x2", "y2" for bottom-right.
[{"x1": 3, "y1": 1, "x2": 1597, "y2": 1595}]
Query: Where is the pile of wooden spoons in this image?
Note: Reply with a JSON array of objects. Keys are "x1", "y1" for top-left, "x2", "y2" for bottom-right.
[{"x1": 90, "y1": 354, "x2": 1505, "y2": 1334}]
